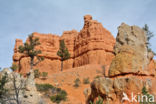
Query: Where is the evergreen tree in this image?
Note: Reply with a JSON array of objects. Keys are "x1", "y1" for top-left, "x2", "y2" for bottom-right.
[
  {"x1": 140, "y1": 86, "x2": 155, "y2": 104},
  {"x1": 57, "y1": 40, "x2": 70, "y2": 71},
  {"x1": 143, "y1": 24, "x2": 154, "y2": 53},
  {"x1": 0, "y1": 73, "x2": 8, "y2": 104},
  {"x1": 18, "y1": 34, "x2": 44, "y2": 71}
]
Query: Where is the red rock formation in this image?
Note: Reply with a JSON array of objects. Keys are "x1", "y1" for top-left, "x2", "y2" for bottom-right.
[
  {"x1": 74, "y1": 15, "x2": 115, "y2": 67},
  {"x1": 13, "y1": 39, "x2": 23, "y2": 61},
  {"x1": 13, "y1": 15, "x2": 115, "y2": 75}
]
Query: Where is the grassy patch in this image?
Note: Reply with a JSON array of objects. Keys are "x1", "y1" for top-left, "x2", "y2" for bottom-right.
[
  {"x1": 36, "y1": 83, "x2": 54, "y2": 92},
  {"x1": 83, "y1": 77, "x2": 90, "y2": 84},
  {"x1": 50, "y1": 90, "x2": 67, "y2": 104},
  {"x1": 34, "y1": 69, "x2": 40, "y2": 78}
]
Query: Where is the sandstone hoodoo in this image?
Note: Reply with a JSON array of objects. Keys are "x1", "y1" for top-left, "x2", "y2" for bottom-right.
[
  {"x1": 13, "y1": 15, "x2": 115, "y2": 75},
  {"x1": 109, "y1": 23, "x2": 150, "y2": 77}
]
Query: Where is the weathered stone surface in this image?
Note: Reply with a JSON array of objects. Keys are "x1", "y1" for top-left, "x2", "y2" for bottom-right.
[
  {"x1": 13, "y1": 15, "x2": 115, "y2": 74},
  {"x1": 87, "y1": 76, "x2": 156, "y2": 104},
  {"x1": 109, "y1": 23, "x2": 150, "y2": 77},
  {"x1": 109, "y1": 45, "x2": 143, "y2": 77}
]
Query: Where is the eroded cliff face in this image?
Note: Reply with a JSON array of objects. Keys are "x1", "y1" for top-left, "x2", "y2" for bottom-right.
[
  {"x1": 74, "y1": 15, "x2": 115, "y2": 67},
  {"x1": 87, "y1": 23, "x2": 156, "y2": 104},
  {"x1": 13, "y1": 15, "x2": 115, "y2": 74}
]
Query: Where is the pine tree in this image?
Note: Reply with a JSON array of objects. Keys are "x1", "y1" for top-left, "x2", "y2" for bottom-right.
[
  {"x1": 57, "y1": 40, "x2": 70, "y2": 71},
  {"x1": 18, "y1": 34, "x2": 44, "y2": 71},
  {"x1": 143, "y1": 24, "x2": 154, "y2": 52}
]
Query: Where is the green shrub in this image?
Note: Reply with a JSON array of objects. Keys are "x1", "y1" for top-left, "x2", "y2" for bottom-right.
[
  {"x1": 94, "y1": 75, "x2": 101, "y2": 79},
  {"x1": 83, "y1": 77, "x2": 90, "y2": 84},
  {"x1": 140, "y1": 86, "x2": 156, "y2": 104},
  {"x1": 42, "y1": 72, "x2": 48, "y2": 79},
  {"x1": 36, "y1": 83, "x2": 68, "y2": 103},
  {"x1": 36, "y1": 83, "x2": 54, "y2": 92},
  {"x1": 50, "y1": 90, "x2": 67, "y2": 104},
  {"x1": 34, "y1": 69, "x2": 40, "y2": 78},
  {"x1": 10, "y1": 64, "x2": 18, "y2": 71},
  {"x1": 73, "y1": 78, "x2": 80, "y2": 88},
  {"x1": 90, "y1": 96, "x2": 103, "y2": 104}
]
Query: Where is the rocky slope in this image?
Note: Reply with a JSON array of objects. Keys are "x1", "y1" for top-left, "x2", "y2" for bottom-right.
[
  {"x1": 35, "y1": 64, "x2": 105, "y2": 104},
  {"x1": 13, "y1": 15, "x2": 115, "y2": 75},
  {"x1": 87, "y1": 23, "x2": 156, "y2": 104}
]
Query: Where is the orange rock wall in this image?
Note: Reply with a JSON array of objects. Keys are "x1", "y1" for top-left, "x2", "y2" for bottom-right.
[{"x1": 13, "y1": 15, "x2": 115, "y2": 74}]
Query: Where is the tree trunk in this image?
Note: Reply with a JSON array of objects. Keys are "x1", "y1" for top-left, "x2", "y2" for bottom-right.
[
  {"x1": 28, "y1": 58, "x2": 34, "y2": 77},
  {"x1": 61, "y1": 60, "x2": 63, "y2": 71},
  {"x1": 13, "y1": 75, "x2": 20, "y2": 104},
  {"x1": 30, "y1": 58, "x2": 33, "y2": 71}
]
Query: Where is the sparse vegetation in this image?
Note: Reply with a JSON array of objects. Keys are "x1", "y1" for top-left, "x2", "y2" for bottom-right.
[
  {"x1": 140, "y1": 86, "x2": 156, "y2": 104},
  {"x1": 94, "y1": 75, "x2": 101, "y2": 79},
  {"x1": 57, "y1": 40, "x2": 70, "y2": 71},
  {"x1": 142, "y1": 86, "x2": 148, "y2": 95},
  {"x1": 90, "y1": 96, "x2": 103, "y2": 104},
  {"x1": 36, "y1": 83, "x2": 67, "y2": 104},
  {"x1": 18, "y1": 34, "x2": 44, "y2": 71},
  {"x1": 34, "y1": 69, "x2": 40, "y2": 78},
  {"x1": 0, "y1": 70, "x2": 26, "y2": 104},
  {"x1": 143, "y1": 24, "x2": 155, "y2": 55},
  {"x1": 10, "y1": 64, "x2": 18, "y2": 71},
  {"x1": 42, "y1": 72, "x2": 48, "y2": 79},
  {"x1": 50, "y1": 90, "x2": 67, "y2": 104},
  {"x1": 36, "y1": 83, "x2": 54, "y2": 92},
  {"x1": 11, "y1": 72, "x2": 26, "y2": 104},
  {"x1": 83, "y1": 77, "x2": 90, "y2": 84},
  {"x1": 73, "y1": 78, "x2": 81, "y2": 88}
]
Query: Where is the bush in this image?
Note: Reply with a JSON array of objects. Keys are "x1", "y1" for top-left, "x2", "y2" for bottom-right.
[
  {"x1": 42, "y1": 72, "x2": 48, "y2": 79},
  {"x1": 50, "y1": 90, "x2": 67, "y2": 104},
  {"x1": 36, "y1": 83, "x2": 68, "y2": 103},
  {"x1": 34, "y1": 69, "x2": 40, "y2": 78},
  {"x1": 10, "y1": 64, "x2": 18, "y2": 71},
  {"x1": 36, "y1": 83, "x2": 54, "y2": 92},
  {"x1": 83, "y1": 77, "x2": 90, "y2": 84},
  {"x1": 73, "y1": 78, "x2": 81, "y2": 88},
  {"x1": 140, "y1": 86, "x2": 156, "y2": 104},
  {"x1": 94, "y1": 75, "x2": 101, "y2": 79}
]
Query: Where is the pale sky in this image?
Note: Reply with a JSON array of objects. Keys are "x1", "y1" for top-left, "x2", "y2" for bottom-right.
[{"x1": 0, "y1": 0, "x2": 156, "y2": 69}]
